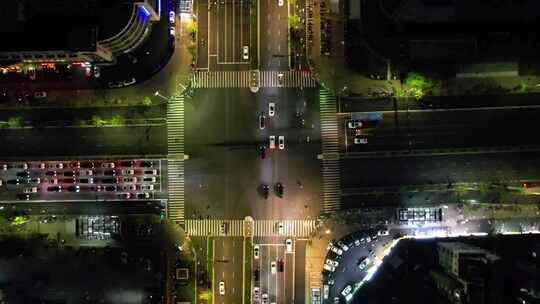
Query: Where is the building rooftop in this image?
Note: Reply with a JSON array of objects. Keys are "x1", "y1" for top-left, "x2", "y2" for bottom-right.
[{"x1": 0, "y1": 0, "x2": 134, "y2": 52}]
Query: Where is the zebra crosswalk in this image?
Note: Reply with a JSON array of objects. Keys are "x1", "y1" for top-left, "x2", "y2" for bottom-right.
[
  {"x1": 167, "y1": 95, "x2": 185, "y2": 224},
  {"x1": 191, "y1": 71, "x2": 317, "y2": 88},
  {"x1": 319, "y1": 89, "x2": 341, "y2": 213},
  {"x1": 184, "y1": 219, "x2": 317, "y2": 237}
]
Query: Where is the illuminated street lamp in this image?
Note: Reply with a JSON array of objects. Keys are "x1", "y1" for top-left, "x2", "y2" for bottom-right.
[
  {"x1": 154, "y1": 91, "x2": 168, "y2": 101},
  {"x1": 325, "y1": 229, "x2": 331, "y2": 234}
]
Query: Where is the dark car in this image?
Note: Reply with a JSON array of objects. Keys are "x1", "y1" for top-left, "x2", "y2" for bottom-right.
[
  {"x1": 78, "y1": 178, "x2": 93, "y2": 184},
  {"x1": 47, "y1": 186, "x2": 62, "y2": 192},
  {"x1": 45, "y1": 171, "x2": 57, "y2": 176},
  {"x1": 78, "y1": 161, "x2": 95, "y2": 168},
  {"x1": 104, "y1": 169, "x2": 116, "y2": 176},
  {"x1": 277, "y1": 258, "x2": 284, "y2": 272},
  {"x1": 275, "y1": 182, "x2": 284, "y2": 197},
  {"x1": 117, "y1": 193, "x2": 131, "y2": 199},
  {"x1": 16, "y1": 171, "x2": 30, "y2": 178},
  {"x1": 100, "y1": 178, "x2": 116, "y2": 184},
  {"x1": 67, "y1": 185, "x2": 80, "y2": 192},
  {"x1": 60, "y1": 178, "x2": 76, "y2": 184},
  {"x1": 63, "y1": 171, "x2": 75, "y2": 177},
  {"x1": 259, "y1": 146, "x2": 266, "y2": 159},
  {"x1": 139, "y1": 161, "x2": 153, "y2": 167},
  {"x1": 104, "y1": 185, "x2": 117, "y2": 192},
  {"x1": 119, "y1": 161, "x2": 135, "y2": 167},
  {"x1": 261, "y1": 184, "x2": 269, "y2": 199},
  {"x1": 7, "y1": 179, "x2": 21, "y2": 185},
  {"x1": 17, "y1": 194, "x2": 31, "y2": 200},
  {"x1": 253, "y1": 269, "x2": 260, "y2": 281},
  {"x1": 137, "y1": 193, "x2": 150, "y2": 199}
]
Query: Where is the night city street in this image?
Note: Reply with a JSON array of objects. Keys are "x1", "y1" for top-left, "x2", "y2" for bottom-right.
[{"x1": 2, "y1": 0, "x2": 540, "y2": 304}]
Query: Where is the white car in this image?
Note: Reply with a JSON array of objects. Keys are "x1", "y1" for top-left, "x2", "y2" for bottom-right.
[
  {"x1": 378, "y1": 229, "x2": 389, "y2": 236},
  {"x1": 243, "y1": 46, "x2": 249, "y2": 60},
  {"x1": 358, "y1": 257, "x2": 370, "y2": 270},
  {"x1": 169, "y1": 11, "x2": 175, "y2": 24},
  {"x1": 325, "y1": 259, "x2": 339, "y2": 267},
  {"x1": 337, "y1": 241, "x2": 349, "y2": 251},
  {"x1": 262, "y1": 293, "x2": 268, "y2": 304},
  {"x1": 285, "y1": 239, "x2": 293, "y2": 253},
  {"x1": 354, "y1": 137, "x2": 368, "y2": 145},
  {"x1": 170, "y1": 26, "x2": 176, "y2": 36},
  {"x1": 80, "y1": 170, "x2": 93, "y2": 176},
  {"x1": 253, "y1": 287, "x2": 260, "y2": 301},
  {"x1": 277, "y1": 73, "x2": 284, "y2": 87},
  {"x1": 270, "y1": 261, "x2": 277, "y2": 274},
  {"x1": 254, "y1": 245, "x2": 260, "y2": 259},
  {"x1": 219, "y1": 281, "x2": 225, "y2": 295},
  {"x1": 277, "y1": 222, "x2": 284, "y2": 234},
  {"x1": 269, "y1": 135, "x2": 276, "y2": 149},
  {"x1": 348, "y1": 121, "x2": 362, "y2": 129},
  {"x1": 278, "y1": 0, "x2": 284, "y2": 6},
  {"x1": 278, "y1": 136, "x2": 285, "y2": 150},
  {"x1": 268, "y1": 102, "x2": 275, "y2": 116},
  {"x1": 327, "y1": 243, "x2": 343, "y2": 255},
  {"x1": 93, "y1": 66, "x2": 100, "y2": 78},
  {"x1": 341, "y1": 285, "x2": 352, "y2": 297},
  {"x1": 102, "y1": 162, "x2": 115, "y2": 168},
  {"x1": 323, "y1": 264, "x2": 336, "y2": 272},
  {"x1": 23, "y1": 187, "x2": 39, "y2": 193}
]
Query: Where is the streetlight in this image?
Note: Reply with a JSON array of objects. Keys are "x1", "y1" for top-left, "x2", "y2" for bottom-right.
[
  {"x1": 325, "y1": 229, "x2": 331, "y2": 234},
  {"x1": 154, "y1": 91, "x2": 168, "y2": 101}
]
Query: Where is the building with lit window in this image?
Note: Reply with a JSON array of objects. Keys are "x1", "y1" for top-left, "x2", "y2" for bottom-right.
[
  {"x1": 0, "y1": 0, "x2": 161, "y2": 64},
  {"x1": 431, "y1": 242, "x2": 502, "y2": 304}
]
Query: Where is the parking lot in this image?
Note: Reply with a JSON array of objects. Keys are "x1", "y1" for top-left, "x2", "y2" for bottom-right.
[
  {"x1": 0, "y1": 159, "x2": 163, "y2": 202},
  {"x1": 322, "y1": 228, "x2": 391, "y2": 303}
]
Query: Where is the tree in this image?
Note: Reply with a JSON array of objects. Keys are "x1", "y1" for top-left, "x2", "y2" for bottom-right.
[
  {"x1": 405, "y1": 72, "x2": 442, "y2": 99},
  {"x1": 92, "y1": 115, "x2": 104, "y2": 127},
  {"x1": 143, "y1": 96, "x2": 153, "y2": 106},
  {"x1": 199, "y1": 289, "x2": 212, "y2": 302},
  {"x1": 288, "y1": 14, "x2": 301, "y2": 29},
  {"x1": 110, "y1": 115, "x2": 125, "y2": 126},
  {"x1": 8, "y1": 116, "x2": 24, "y2": 128}
]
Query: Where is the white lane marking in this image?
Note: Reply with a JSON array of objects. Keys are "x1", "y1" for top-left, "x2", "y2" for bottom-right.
[{"x1": 278, "y1": 44, "x2": 281, "y2": 52}]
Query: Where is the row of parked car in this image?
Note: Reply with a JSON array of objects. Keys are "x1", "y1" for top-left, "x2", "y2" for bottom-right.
[{"x1": 0, "y1": 160, "x2": 155, "y2": 171}]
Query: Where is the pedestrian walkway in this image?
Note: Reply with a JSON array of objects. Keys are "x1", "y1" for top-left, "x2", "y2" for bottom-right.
[
  {"x1": 167, "y1": 94, "x2": 185, "y2": 224},
  {"x1": 319, "y1": 89, "x2": 341, "y2": 213},
  {"x1": 191, "y1": 71, "x2": 317, "y2": 88},
  {"x1": 184, "y1": 219, "x2": 317, "y2": 237}
]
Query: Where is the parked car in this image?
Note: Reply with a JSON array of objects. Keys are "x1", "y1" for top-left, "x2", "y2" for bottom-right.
[
  {"x1": 102, "y1": 162, "x2": 115, "y2": 168},
  {"x1": 325, "y1": 259, "x2": 339, "y2": 267},
  {"x1": 139, "y1": 161, "x2": 153, "y2": 167},
  {"x1": 348, "y1": 121, "x2": 362, "y2": 128},
  {"x1": 259, "y1": 114, "x2": 265, "y2": 129},
  {"x1": 34, "y1": 91, "x2": 47, "y2": 99},
  {"x1": 219, "y1": 281, "x2": 225, "y2": 295},
  {"x1": 47, "y1": 186, "x2": 62, "y2": 192},
  {"x1": 278, "y1": 136, "x2": 285, "y2": 150},
  {"x1": 137, "y1": 193, "x2": 150, "y2": 199},
  {"x1": 354, "y1": 136, "x2": 368, "y2": 145},
  {"x1": 254, "y1": 245, "x2": 260, "y2": 259},
  {"x1": 323, "y1": 264, "x2": 336, "y2": 272}
]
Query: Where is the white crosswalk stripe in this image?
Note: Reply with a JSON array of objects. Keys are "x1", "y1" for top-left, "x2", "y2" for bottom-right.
[
  {"x1": 191, "y1": 71, "x2": 317, "y2": 88},
  {"x1": 167, "y1": 95, "x2": 185, "y2": 224},
  {"x1": 184, "y1": 219, "x2": 317, "y2": 237},
  {"x1": 319, "y1": 89, "x2": 341, "y2": 213}
]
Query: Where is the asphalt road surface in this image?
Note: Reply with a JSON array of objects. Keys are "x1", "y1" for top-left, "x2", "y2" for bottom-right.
[
  {"x1": 260, "y1": 0, "x2": 289, "y2": 70},
  {"x1": 340, "y1": 107, "x2": 540, "y2": 153},
  {"x1": 184, "y1": 87, "x2": 322, "y2": 221},
  {"x1": 340, "y1": 151, "x2": 540, "y2": 207},
  {"x1": 0, "y1": 125, "x2": 167, "y2": 158},
  {"x1": 213, "y1": 237, "x2": 245, "y2": 304},
  {"x1": 204, "y1": 0, "x2": 251, "y2": 70}
]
